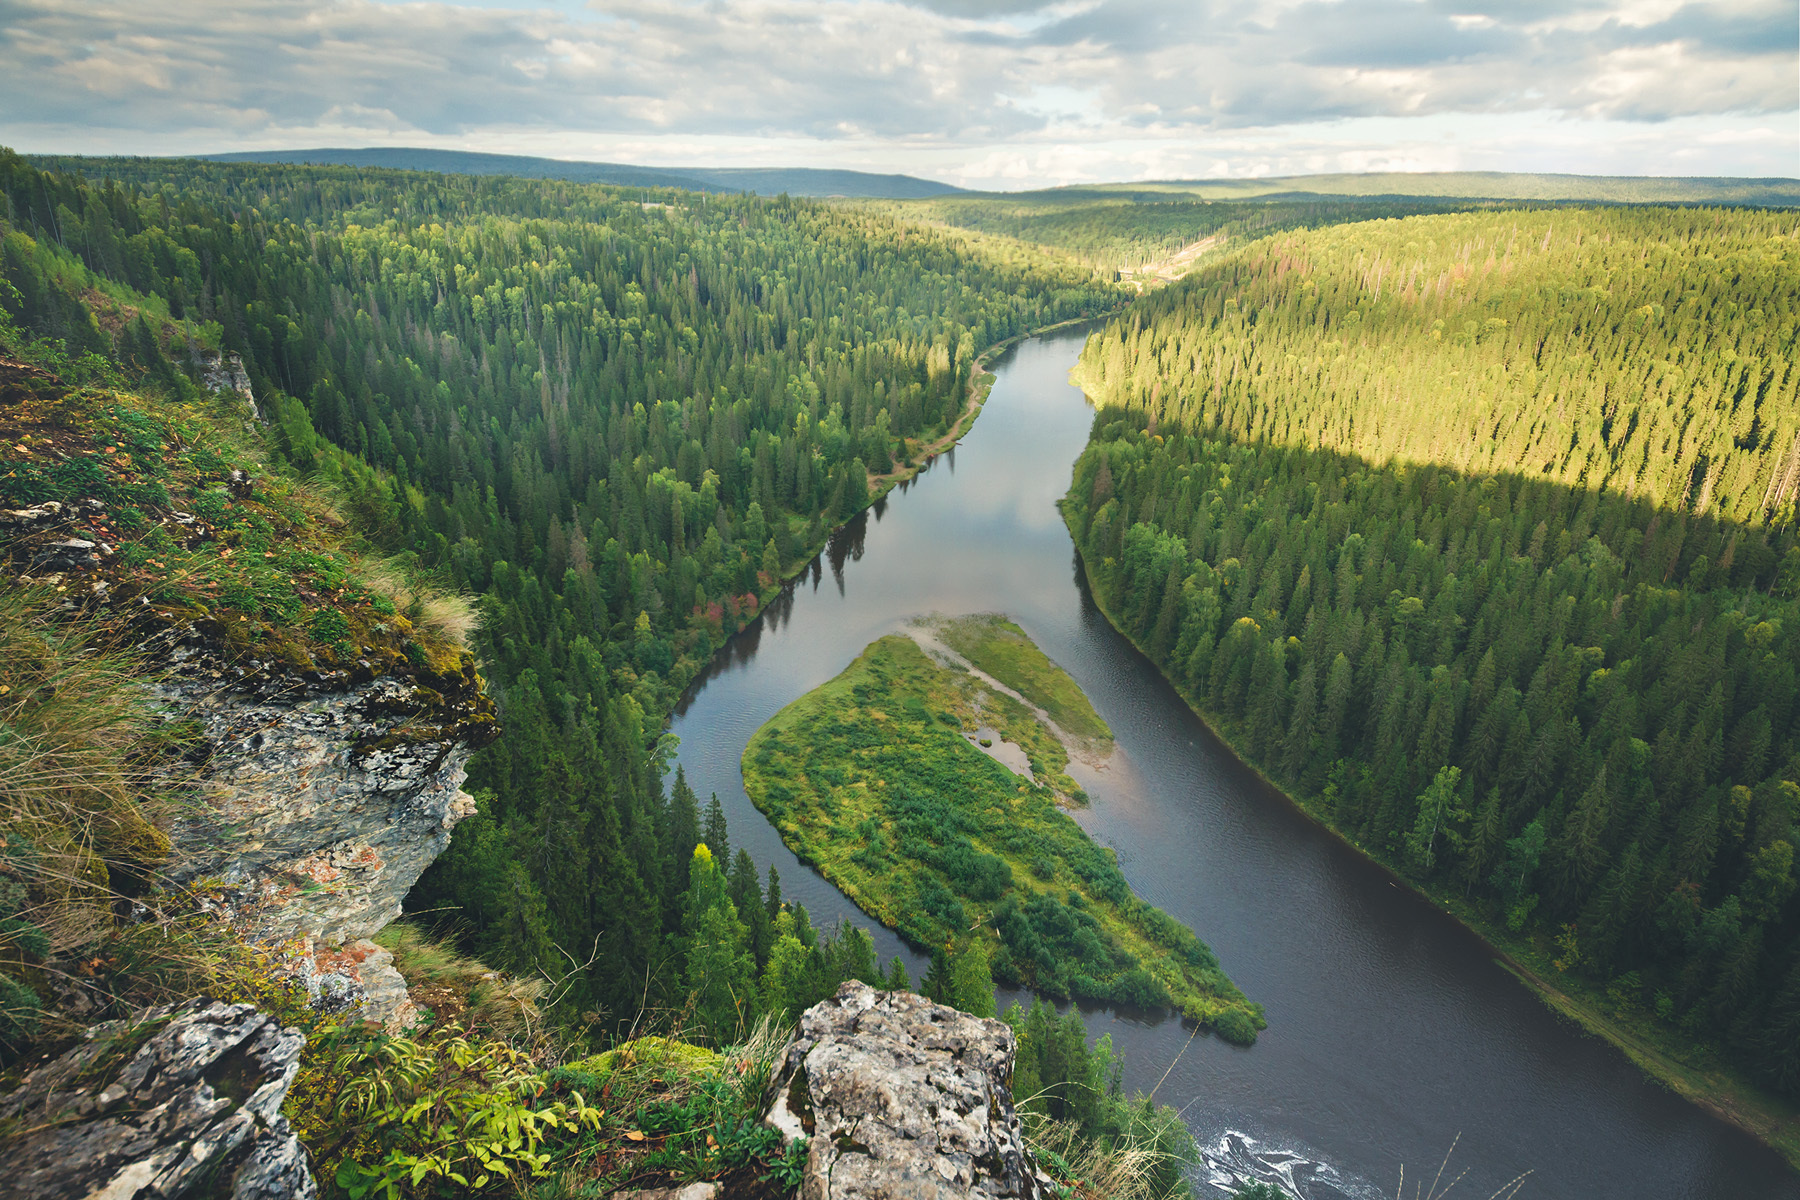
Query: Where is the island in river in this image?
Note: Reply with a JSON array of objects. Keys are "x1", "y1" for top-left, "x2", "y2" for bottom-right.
[{"x1": 741, "y1": 613, "x2": 1265, "y2": 1042}]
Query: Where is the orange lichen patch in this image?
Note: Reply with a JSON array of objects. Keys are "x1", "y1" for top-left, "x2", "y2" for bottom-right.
[
  {"x1": 295, "y1": 857, "x2": 343, "y2": 886},
  {"x1": 312, "y1": 939, "x2": 380, "y2": 975},
  {"x1": 287, "y1": 844, "x2": 386, "y2": 889}
]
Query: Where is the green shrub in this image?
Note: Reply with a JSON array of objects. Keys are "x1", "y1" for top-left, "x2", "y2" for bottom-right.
[{"x1": 1213, "y1": 1007, "x2": 1259, "y2": 1046}]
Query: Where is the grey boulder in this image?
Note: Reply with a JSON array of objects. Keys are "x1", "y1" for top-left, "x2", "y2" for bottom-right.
[
  {"x1": 0, "y1": 999, "x2": 316, "y2": 1199},
  {"x1": 765, "y1": 981, "x2": 1052, "y2": 1200}
]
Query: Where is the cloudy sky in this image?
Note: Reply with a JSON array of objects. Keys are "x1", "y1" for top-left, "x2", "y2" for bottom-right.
[{"x1": 1, "y1": 0, "x2": 1795, "y2": 189}]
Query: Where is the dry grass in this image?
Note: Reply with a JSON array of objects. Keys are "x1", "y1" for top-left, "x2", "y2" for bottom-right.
[
  {"x1": 1393, "y1": 1135, "x2": 1532, "y2": 1200},
  {"x1": 372, "y1": 920, "x2": 546, "y2": 1038},
  {"x1": 352, "y1": 557, "x2": 481, "y2": 649},
  {"x1": 0, "y1": 587, "x2": 175, "y2": 950},
  {"x1": 1023, "y1": 1110, "x2": 1169, "y2": 1200},
  {"x1": 0, "y1": 586, "x2": 275, "y2": 1052}
]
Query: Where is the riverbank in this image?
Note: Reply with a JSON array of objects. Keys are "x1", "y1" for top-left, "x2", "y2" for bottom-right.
[
  {"x1": 720, "y1": 319, "x2": 1111, "y2": 681},
  {"x1": 866, "y1": 316, "x2": 1103, "y2": 502},
  {"x1": 1062, "y1": 510, "x2": 1800, "y2": 1172}
]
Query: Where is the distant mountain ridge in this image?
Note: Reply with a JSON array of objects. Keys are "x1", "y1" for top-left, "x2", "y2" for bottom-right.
[
  {"x1": 1061, "y1": 171, "x2": 1800, "y2": 206},
  {"x1": 201, "y1": 147, "x2": 965, "y2": 199},
  {"x1": 168, "y1": 152, "x2": 1799, "y2": 208}
]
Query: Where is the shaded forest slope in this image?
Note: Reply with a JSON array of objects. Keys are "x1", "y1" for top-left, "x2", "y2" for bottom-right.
[{"x1": 1063, "y1": 205, "x2": 1800, "y2": 1147}]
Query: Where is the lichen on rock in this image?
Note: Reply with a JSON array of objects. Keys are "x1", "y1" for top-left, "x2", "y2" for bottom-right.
[
  {"x1": 157, "y1": 661, "x2": 487, "y2": 946},
  {"x1": 765, "y1": 980, "x2": 1053, "y2": 1200}
]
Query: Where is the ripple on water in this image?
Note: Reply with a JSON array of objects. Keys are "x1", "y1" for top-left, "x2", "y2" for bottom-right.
[{"x1": 1200, "y1": 1130, "x2": 1382, "y2": 1200}]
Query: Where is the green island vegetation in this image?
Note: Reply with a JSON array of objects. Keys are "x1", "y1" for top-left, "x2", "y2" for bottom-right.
[
  {"x1": 1063, "y1": 205, "x2": 1800, "y2": 1161},
  {"x1": 0, "y1": 149, "x2": 1212, "y2": 1198},
  {"x1": 742, "y1": 626, "x2": 1264, "y2": 1041},
  {"x1": 927, "y1": 612, "x2": 1113, "y2": 743}
]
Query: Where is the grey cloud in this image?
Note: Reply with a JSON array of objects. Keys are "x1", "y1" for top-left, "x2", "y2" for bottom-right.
[
  {"x1": 1288, "y1": 4, "x2": 1525, "y2": 69},
  {"x1": 0, "y1": 0, "x2": 1791, "y2": 154},
  {"x1": 898, "y1": 0, "x2": 1057, "y2": 14},
  {"x1": 1622, "y1": 4, "x2": 1799, "y2": 56}
]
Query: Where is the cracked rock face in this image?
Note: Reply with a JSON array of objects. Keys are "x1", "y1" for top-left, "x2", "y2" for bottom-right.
[
  {"x1": 765, "y1": 981, "x2": 1052, "y2": 1200},
  {"x1": 160, "y1": 669, "x2": 480, "y2": 945},
  {"x1": 0, "y1": 999, "x2": 316, "y2": 1200}
]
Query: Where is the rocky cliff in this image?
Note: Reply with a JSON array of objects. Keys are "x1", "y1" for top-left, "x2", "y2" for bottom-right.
[
  {"x1": 0, "y1": 354, "x2": 496, "y2": 1019},
  {"x1": 154, "y1": 640, "x2": 488, "y2": 948},
  {"x1": 1, "y1": 1000, "x2": 316, "y2": 1200}
]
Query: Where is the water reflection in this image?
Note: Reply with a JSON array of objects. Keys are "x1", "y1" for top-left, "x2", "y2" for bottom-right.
[{"x1": 667, "y1": 331, "x2": 1800, "y2": 1200}]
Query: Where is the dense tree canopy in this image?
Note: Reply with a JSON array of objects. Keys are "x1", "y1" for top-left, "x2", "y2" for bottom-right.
[
  {"x1": 0, "y1": 148, "x2": 1119, "y2": 1033},
  {"x1": 1076, "y1": 208, "x2": 1800, "y2": 525},
  {"x1": 1065, "y1": 206, "x2": 1800, "y2": 1097}
]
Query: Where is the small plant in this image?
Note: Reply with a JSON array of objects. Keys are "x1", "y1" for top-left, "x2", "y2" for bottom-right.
[{"x1": 761, "y1": 1135, "x2": 809, "y2": 1190}]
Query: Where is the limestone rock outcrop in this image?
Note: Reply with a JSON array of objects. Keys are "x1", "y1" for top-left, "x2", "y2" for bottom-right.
[
  {"x1": 158, "y1": 661, "x2": 485, "y2": 945},
  {"x1": 193, "y1": 349, "x2": 259, "y2": 419},
  {"x1": 281, "y1": 937, "x2": 420, "y2": 1032},
  {"x1": 0, "y1": 999, "x2": 315, "y2": 1200},
  {"x1": 765, "y1": 981, "x2": 1052, "y2": 1200}
]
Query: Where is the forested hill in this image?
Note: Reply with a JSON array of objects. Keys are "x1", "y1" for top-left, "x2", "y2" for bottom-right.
[
  {"x1": 1076, "y1": 208, "x2": 1800, "y2": 526},
  {"x1": 1064, "y1": 206, "x2": 1800, "y2": 1111},
  {"x1": 0, "y1": 149, "x2": 1116, "y2": 1030},
  {"x1": 875, "y1": 192, "x2": 1486, "y2": 274},
  {"x1": 196, "y1": 147, "x2": 965, "y2": 199}
]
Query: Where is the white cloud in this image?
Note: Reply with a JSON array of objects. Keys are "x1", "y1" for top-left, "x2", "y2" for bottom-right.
[{"x1": 0, "y1": 0, "x2": 1791, "y2": 187}]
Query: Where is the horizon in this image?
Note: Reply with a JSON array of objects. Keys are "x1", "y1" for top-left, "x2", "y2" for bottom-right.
[{"x1": 24, "y1": 145, "x2": 1800, "y2": 196}]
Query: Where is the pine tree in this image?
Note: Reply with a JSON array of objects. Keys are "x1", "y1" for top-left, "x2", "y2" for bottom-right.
[
  {"x1": 922, "y1": 944, "x2": 952, "y2": 1004},
  {"x1": 679, "y1": 844, "x2": 756, "y2": 1043},
  {"x1": 704, "y1": 793, "x2": 731, "y2": 868},
  {"x1": 948, "y1": 939, "x2": 996, "y2": 1018}
]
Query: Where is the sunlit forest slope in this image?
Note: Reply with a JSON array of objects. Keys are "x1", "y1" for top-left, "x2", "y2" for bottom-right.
[
  {"x1": 1065, "y1": 206, "x2": 1800, "y2": 1101},
  {"x1": 1077, "y1": 208, "x2": 1800, "y2": 525},
  {"x1": 876, "y1": 192, "x2": 1481, "y2": 273}
]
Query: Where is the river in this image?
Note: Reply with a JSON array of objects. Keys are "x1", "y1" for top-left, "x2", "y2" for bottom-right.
[{"x1": 668, "y1": 328, "x2": 1800, "y2": 1200}]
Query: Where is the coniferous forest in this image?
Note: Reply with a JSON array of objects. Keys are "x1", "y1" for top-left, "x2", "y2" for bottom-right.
[
  {"x1": 0, "y1": 148, "x2": 1117, "y2": 1025},
  {"x1": 8, "y1": 138, "x2": 1800, "y2": 1194},
  {"x1": 1065, "y1": 206, "x2": 1800, "y2": 1097}
]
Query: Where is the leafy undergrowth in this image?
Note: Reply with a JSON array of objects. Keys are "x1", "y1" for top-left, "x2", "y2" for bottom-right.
[
  {"x1": 275, "y1": 978, "x2": 807, "y2": 1200},
  {"x1": 928, "y1": 613, "x2": 1114, "y2": 745},
  {"x1": 743, "y1": 633, "x2": 1263, "y2": 1039}
]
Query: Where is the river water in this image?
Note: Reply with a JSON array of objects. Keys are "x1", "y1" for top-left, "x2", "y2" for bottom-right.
[{"x1": 669, "y1": 329, "x2": 1800, "y2": 1200}]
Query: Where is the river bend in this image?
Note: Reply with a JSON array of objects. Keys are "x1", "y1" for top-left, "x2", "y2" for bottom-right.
[{"x1": 669, "y1": 329, "x2": 1800, "y2": 1200}]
